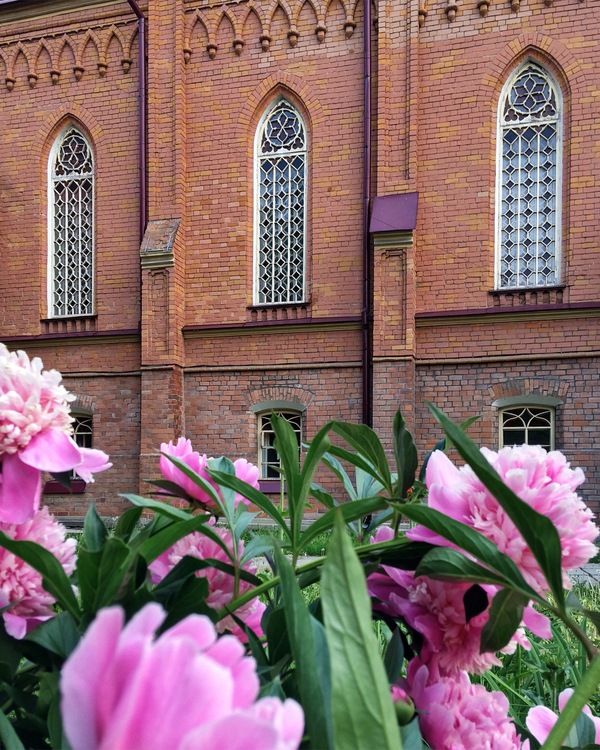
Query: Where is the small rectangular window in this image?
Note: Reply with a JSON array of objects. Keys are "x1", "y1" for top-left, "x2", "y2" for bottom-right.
[
  {"x1": 258, "y1": 411, "x2": 302, "y2": 480},
  {"x1": 500, "y1": 406, "x2": 554, "y2": 450}
]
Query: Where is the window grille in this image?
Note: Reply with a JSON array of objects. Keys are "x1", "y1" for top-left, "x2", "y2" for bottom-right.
[
  {"x1": 496, "y1": 62, "x2": 561, "y2": 289},
  {"x1": 68, "y1": 414, "x2": 93, "y2": 480},
  {"x1": 258, "y1": 411, "x2": 302, "y2": 479},
  {"x1": 255, "y1": 100, "x2": 307, "y2": 305},
  {"x1": 50, "y1": 127, "x2": 95, "y2": 317},
  {"x1": 500, "y1": 406, "x2": 554, "y2": 450}
]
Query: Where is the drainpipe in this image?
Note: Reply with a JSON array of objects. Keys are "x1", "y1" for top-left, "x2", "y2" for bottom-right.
[
  {"x1": 361, "y1": 0, "x2": 373, "y2": 426},
  {"x1": 127, "y1": 0, "x2": 147, "y2": 240}
]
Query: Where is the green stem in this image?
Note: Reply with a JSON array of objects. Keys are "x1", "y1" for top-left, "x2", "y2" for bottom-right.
[{"x1": 541, "y1": 654, "x2": 600, "y2": 750}]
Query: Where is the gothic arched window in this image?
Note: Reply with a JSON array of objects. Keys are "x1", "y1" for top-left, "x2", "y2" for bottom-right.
[
  {"x1": 49, "y1": 126, "x2": 95, "y2": 317},
  {"x1": 496, "y1": 62, "x2": 562, "y2": 289},
  {"x1": 254, "y1": 99, "x2": 307, "y2": 305}
]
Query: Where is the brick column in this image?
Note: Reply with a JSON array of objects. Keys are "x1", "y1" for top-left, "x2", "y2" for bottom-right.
[{"x1": 139, "y1": 0, "x2": 187, "y2": 488}]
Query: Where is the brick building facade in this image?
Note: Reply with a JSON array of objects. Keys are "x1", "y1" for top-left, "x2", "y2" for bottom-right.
[{"x1": 0, "y1": 0, "x2": 598, "y2": 520}]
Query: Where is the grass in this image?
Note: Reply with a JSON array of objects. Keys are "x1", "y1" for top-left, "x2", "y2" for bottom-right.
[{"x1": 476, "y1": 582, "x2": 600, "y2": 725}]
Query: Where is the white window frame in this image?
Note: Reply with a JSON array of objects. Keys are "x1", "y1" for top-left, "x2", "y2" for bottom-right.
[
  {"x1": 70, "y1": 413, "x2": 93, "y2": 480},
  {"x1": 253, "y1": 97, "x2": 307, "y2": 306},
  {"x1": 48, "y1": 125, "x2": 95, "y2": 318},
  {"x1": 494, "y1": 61, "x2": 563, "y2": 290},
  {"x1": 257, "y1": 410, "x2": 303, "y2": 480}
]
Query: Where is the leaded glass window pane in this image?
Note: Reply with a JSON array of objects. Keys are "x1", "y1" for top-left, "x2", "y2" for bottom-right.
[
  {"x1": 255, "y1": 100, "x2": 306, "y2": 305},
  {"x1": 500, "y1": 406, "x2": 554, "y2": 450},
  {"x1": 497, "y1": 63, "x2": 561, "y2": 289},
  {"x1": 259, "y1": 411, "x2": 302, "y2": 479},
  {"x1": 70, "y1": 414, "x2": 93, "y2": 479},
  {"x1": 50, "y1": 127, "x2": 95, "y2": 317}
]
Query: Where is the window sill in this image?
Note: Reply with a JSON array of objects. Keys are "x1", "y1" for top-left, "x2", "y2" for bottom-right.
[
  {"x1": 488, "y1": 286, "x2": 565, "y2": 308},
  {"x1": 247, "y1": 301, "x2": 311, "y2": 323},
  {"x1": 259, "y1": 479, "x2": 285, "y2": 494},
  {"x1": 41, "y1": 316, "x2": 97, "y2": 335},
  {"x1": 44, "y1": 479, "x2": 87, "y2": 495}
]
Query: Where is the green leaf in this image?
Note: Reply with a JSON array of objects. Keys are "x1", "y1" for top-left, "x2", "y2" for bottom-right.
[
  {"x1": 0, "y1": 706, "x2": 25, "y2": 750},
  {"x1": 400, "y1": 717, "x2": 426, "y2": 750},
  {"x1": 401, "y1": 504, "x2": 540, "y2": 600},
  {"x1": 136, "y1": 515, "x2": 229, "y2": 564},
  {"x1": 82, "y1": 504, "x2": 108, "y2": 552},
  {"x1": 330, "y1": 421, "x2": 393, "y2": 493},
  {"x1": 121, "y1": 494, "x2": 193, "y2": 521},
  {"x1": 564, "y1": 711, "x2": 598, "y2": 748},
  {"x1": 299, "y1": 496, "x2": 389, "y2": 554},
  {"x1": 206, "y1": 472, "x2": 291, "y2": 542},
  {"x1": 275, "y1": 547, "x2": 333, "y2": 749},
  {"x1": 321, "y1": 513, "x2": 402, "y2": 749},
  {"x1": 480, "y1": 588, "x2": 528, "y2": 653},
  {"x1": 0, "y1": 532, "x2": 80, "y2": 622},
  {"x1": 113, "y1": 506, "x2": 144, "y2": 541},
  {"x1": 77, "y1": 535, "x2": 139, "y2": 614},
  {"x1": 326, "y1": 444, "x2": 386, "y2": 486},
  {"x1": 360, "y1": 537, "x2": 435, "y2": 571},
  {"x1": 427, "y1": 403, "x2": 565, "y2": 605},
  {"x1": 416, "y1": 547, "x2": 511, "y2": 588},
  {"x1": 25, "y1": 611, "x2": 80, "y2": 659},
  {"x1": 383, "y1": 628, "x2": 404, "y2": 683},
  {"x1": 160, "y1": 452, "x2": 224, "y2": 511},
  {"x1": 393, "y1": 410, "x2": 418, "y2": 498},
  {"x1": 296, "y1": 422, "x2": 333, "y2": 548},
  {"x1": 463, "y1": 584, "x2": 489, "y2": 623}
]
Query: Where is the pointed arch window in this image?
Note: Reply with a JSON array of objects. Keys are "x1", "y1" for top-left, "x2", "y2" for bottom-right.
[
  {"x1": 49, "y1": 126, "x2": 95, "y2": 317},
  {"x1": 496, "y1": 62, "x2": 562, "y2": 289},
  {"x1": 254, "y1": 99, "x2": 307, "y2": 305}
]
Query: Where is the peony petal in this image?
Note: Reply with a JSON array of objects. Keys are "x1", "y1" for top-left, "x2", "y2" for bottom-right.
[
  {"x1": 526, "y1": 705, "x2": 558, "y2": 742},
  {"x1": 61, "y1": 607, "x2": 125, "y2": 750},
  {"x1": 0, "y1": 453, "x2": 41, "y2": 524},
  {"x1": 73, "y1": 447, "x2": 112, "y2": 483},
  {"x1": 19, "y1": 428, "x2": 81, "y2": 472}
]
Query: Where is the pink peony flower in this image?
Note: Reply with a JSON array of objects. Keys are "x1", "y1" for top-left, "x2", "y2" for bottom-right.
[
  {"x1": 411, "y1": 447, "x2": 598, "y2": 593},
  {"x1": 149, "y1": 519, "x2": 266, "y2": 640},
  {"x1": 368, "y1": 527, "x2": 549, "y2": 675},
  {"x1": 406, "y1": 658, "x2": 522, "y2": 749},
  {"x1": 0, "y1": 506, "x2": 76, "y2": 638},
  {"x1": 0, "y1": 345, "x2": 111, "y2": 524},
  {"x1": 160, "y1": 438, "x2": 259, "y2": 512},
  {"x1": 60, "y1": 603, "x2": 304, "y2": 750},
  {"x1": 526, "y1": 688, "x2": 600, "y2": 745}
]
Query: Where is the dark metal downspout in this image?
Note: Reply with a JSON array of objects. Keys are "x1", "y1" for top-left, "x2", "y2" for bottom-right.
[
  {"x1": 361, "y1": 0, "x2": 373, "y2": 426},
  {"x1": 127, "y1": 0, "x2": 147, "y2": 240}
]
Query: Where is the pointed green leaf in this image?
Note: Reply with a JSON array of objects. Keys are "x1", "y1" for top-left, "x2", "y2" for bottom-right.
[
  {"x1": 121, "y1": 494, "x2": 193, "y2": 521},
  {"x1": 401, "y1": 504, "x2": 540, "y2": 600},
  {"x1": 330, "y1": 421, "x2": 393, "y2": 493},
  {"x1": 416, "y1": 547, "x2": 512, "y2": 589},
  {"x1": 480, "y1": 588, "x2": 528, "y2": 653},
  {"x1": 427, "y1": 403, "x2": 564, "y2": 605},
  {"x1": 25, "y1": 611, "x2": 80, "y2": 659},
  {"x1": 383, "y1": 628, "x2": 405, "y2": 683},
  {"x1": 321, "y1": 513, "x2": 402, "y2": 749},
  {"x1": 393, "y1": 410, "x2": 418, "y2": 498},
  {"x1": 464, "y1": 584, "x2": 489, "y2": 623},
  {"x1": 136, "y1": 514, "x2": 230, "y2": 564},
  {"x1": 299, "y1": 496, "x2": 389, "y2": 553},
  {"x1": 326, "y1": 444, "x2": 386, "y2": 485},
  {"x1": 113, "y1": 506, "x2": 144, "y2": 541},
  {"x1": 0, "y1": 532, "x2": 80, "y2": 621},
  {"x1": 275, "y1": 547, "x2": 333, "y2": 749},
  {"x1": 0, "y1": 706, "x2": 25, "y2": 750},
  {"x1": 206, "y1": 471, "x2": 291, "y2": 541},
  {"x1": 82, "y1": 504, "x2": 108, "y2": 552}
]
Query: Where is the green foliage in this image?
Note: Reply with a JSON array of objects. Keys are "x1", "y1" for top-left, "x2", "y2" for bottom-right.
[{"x1": 0, "y1": 406, "x2": 597, "y2": 748}]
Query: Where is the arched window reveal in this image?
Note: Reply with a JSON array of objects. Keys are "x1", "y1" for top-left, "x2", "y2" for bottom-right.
[
  {"x1": 497, "y1": 62, "x2": 561, "y2": 289},
  {"x1": 255, "y1": 100, "x2": 307, "y2": 305},
  {"x1": 50, "y1": 126, "x2": 95, "y2": 317}
]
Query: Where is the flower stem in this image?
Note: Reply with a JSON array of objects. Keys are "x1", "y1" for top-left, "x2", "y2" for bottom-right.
[{"x1": 541, "y1": 653, "x2": 600, "y2": 750}]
